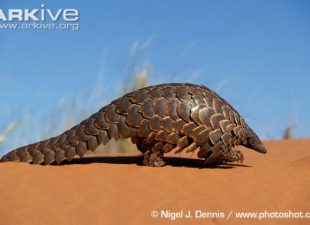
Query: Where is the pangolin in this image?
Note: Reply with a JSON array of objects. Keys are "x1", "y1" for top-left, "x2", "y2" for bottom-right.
[{"x1": 0, "y1": 83, "x2": 266, "y2": 166}]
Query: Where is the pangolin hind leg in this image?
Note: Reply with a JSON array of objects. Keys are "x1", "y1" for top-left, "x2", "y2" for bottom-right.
[
  {"x1": 136, "y1": 141, "x2": 166, "y2": 167},
  {"x1": 143, "y1": 150, "x2": 165, "y2": 167}
]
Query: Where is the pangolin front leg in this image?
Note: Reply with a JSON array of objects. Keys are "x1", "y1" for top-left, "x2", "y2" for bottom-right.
[{"x1": 223, "y1": 149, "x2": 244, "y2": 164}]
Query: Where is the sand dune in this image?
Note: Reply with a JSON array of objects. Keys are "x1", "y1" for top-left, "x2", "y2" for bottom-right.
[{"x1": 0, "y1": 139, "x2": 309, "y2": 225}]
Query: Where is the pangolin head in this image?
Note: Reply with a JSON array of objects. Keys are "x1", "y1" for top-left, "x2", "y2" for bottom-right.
[{"x1": 243, "y1": 126, "x2": 267, "y2": 154}]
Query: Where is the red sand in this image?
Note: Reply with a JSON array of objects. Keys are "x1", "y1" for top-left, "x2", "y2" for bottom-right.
[{"x1": 0, "y1": 139, "x2": 309, "y2": 225}]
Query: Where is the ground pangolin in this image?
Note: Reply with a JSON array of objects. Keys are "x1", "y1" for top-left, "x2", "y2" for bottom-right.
[{"x1": 0, "y1": 83, "x2": 266, "y2": 166}]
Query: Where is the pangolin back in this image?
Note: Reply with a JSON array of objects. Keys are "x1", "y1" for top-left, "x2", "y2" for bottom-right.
[{"x1": 0, "y1": 83, "x2": 266, "y2": 166}]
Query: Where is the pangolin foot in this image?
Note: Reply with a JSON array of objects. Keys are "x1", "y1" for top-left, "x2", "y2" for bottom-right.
[
  {"x1": 223, "y1": 149, "x2": 244, "y2": 164},
  {"x1": 143, "y1": 151, "x2": 166, "y2": 167}
]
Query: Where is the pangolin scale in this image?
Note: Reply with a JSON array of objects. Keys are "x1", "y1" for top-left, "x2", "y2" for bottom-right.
[{"x1": 0, "y1": 83, "x2": 266, "y2": 166}]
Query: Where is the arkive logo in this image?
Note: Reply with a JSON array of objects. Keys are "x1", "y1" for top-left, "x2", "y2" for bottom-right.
[{"x1": 0, "y1": 4, "x2": 79, "y2": 22}]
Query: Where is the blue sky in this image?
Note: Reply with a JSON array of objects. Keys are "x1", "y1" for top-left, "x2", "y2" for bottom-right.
[{"x1": 0, "y1": 0, "x2": 309, "y2": 151}]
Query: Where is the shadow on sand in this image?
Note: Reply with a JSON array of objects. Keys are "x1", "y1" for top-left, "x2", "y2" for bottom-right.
[{"x1": 58, "y1": 155, "x2": 251, "y2": 169}]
